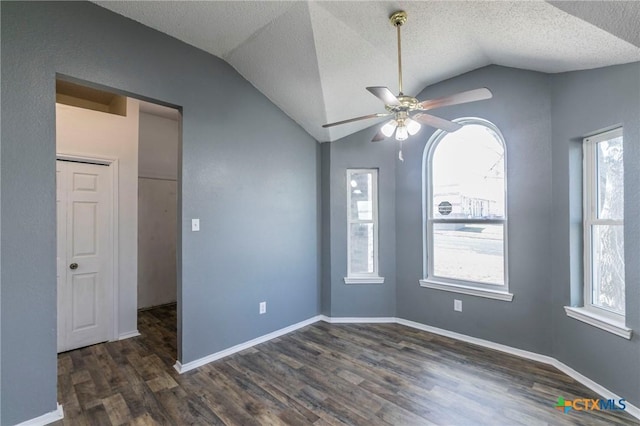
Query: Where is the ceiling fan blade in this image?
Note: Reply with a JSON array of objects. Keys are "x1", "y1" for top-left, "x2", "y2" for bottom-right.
[
  {"x1": 366, "y1": 87, "x2": 401, "y2": 106},
  {"x1": 418, "y1": 88, "x2": 493, "y2": 111},
  {"x1": 371, "y1": 130, "x2": 386, "y2": 142},
  {"x1": 413, "y1": 113, "x2": 462, "y2": 133},
  {"x1": 322, "y1": 113, "x2": 389, "y2": 128}
]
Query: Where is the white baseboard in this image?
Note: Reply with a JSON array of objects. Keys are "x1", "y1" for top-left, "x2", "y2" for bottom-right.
[
  {"x1": 118, "y1": 330, "x2": 141, "y2": 340},
  {"x1": 550, "y1": 359, "x2": 640, "y2": 419},
  {"x1": 174, "y1": 315, "x2": 323, "y2": 373},
  {"x1": 395, "y1": 318, "x2": 555, "y2": 365},
  {"x1": 170, "y1": 313, "x2": 639, "y2": 420},
  {"x1": 395, "y1": 318, "x2": 639, "y2": 420},
  {"x1": 319, "y1": 315, "x2": 396, "y2": 324},
  {"x1": 15, "y1": 403, "x2": 63, "y2": 426}
]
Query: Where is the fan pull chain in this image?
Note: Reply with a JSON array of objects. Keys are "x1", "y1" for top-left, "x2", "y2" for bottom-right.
[{"x1": 398, "y1": 140, "x2": 404, "y2": 162}]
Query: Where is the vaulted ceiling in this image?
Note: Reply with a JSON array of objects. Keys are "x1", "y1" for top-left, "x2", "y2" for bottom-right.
[{"x1": 94, "y1": 1, "x2": 640, "y2": 142}]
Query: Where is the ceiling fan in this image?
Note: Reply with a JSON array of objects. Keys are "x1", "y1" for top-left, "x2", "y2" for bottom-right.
[{"x1": 322, "y1": 10, "x2": 493, "y2": 144}]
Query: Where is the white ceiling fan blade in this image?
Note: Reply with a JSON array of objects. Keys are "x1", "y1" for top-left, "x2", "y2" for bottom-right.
[
  {"x1": 418, "y1": 88, "x2": 493, "y2": 111},
  {"x1": 322, "y1": 113, "x2": 390, "y2": 128},
  {"x1": 413, "y1": 113, "x2": 462, "y2": 133},
  {"x1": 371, "y1": 130, "x2": 387, "y2": 142},
  {"x1": 366, "y1": 87, "x2": 401, "y2": 106}
]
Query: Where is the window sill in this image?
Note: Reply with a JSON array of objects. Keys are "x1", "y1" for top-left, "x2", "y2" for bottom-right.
[
  {"x1": 419, "y1": 279, "x2": 514, "y2": 301},
  {"x1": 344, "y1": 276, "x2": 385, "y2": 285},
  {"x1": 564, "y1": 306, "x2": 632, "y2": 340}
]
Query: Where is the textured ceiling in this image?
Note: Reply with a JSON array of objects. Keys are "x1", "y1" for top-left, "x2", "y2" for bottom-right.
[{"x1": 94, "y1": 1, "x2": 640, "y2": 142}]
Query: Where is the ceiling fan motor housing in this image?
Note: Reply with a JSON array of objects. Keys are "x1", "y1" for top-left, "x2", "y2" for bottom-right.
[{"x1": 385, "y1": 95, "x2": 419, "y2": 114}]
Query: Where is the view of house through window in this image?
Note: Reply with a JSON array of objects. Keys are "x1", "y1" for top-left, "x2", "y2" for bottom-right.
[
  {"x1": 426, "y1": 119, "x2": 506, "y2": 287},
  {"x1": 584, "y1": 128, "x2": 625, "y2": 317}
]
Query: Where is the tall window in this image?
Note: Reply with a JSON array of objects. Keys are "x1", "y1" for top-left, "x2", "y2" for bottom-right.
[
  {"x1": 345, "y1": 169, "x2": 383, "y2": 284},
  {"x1": 421, "y1": 118, "x2": 510, "y2": 300},
  {"x1": 583, "y1": 128, "x2": 624, "y2": 319}
]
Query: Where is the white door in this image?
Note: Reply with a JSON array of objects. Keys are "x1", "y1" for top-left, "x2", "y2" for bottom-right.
[{"x1": 57, "y1": 160, "x2": 113, "y2": 352}]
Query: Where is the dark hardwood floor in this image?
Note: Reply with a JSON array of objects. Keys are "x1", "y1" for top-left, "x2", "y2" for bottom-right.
[{"x1": 54, "y1": 304, "x2": 637, "y2": 425}]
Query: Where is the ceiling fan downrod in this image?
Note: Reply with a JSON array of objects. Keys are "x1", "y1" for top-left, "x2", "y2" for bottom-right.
[{"x1": 390, "y1": 11, "x2": 407, "y2": 95}]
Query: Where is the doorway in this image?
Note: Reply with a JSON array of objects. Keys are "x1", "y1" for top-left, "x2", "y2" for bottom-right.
[{"x1": 55, "y1": 78, "x2": 181, "y2": 357}]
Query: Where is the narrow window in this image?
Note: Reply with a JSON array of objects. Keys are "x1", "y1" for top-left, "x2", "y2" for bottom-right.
[
  {"x1": 421, "y1": 118, "x2": 510, "y2": 300},
  {"x1": 345, "y1": 169, "x2": 383, "y2": 284},
  {"x1": 583, "y1": 128, "x2": 624, "y2": 319}
]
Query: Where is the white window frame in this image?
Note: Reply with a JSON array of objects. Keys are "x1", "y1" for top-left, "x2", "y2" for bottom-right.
[
  {"x1": 565, "y1": 127, "x2": 630, "y2": 339},
  {"x1": 419, "y1": 118, "x2": 512, "y2": 301},
  {"x1": 345, "y1": 169, "x2": 384, "y2": 284},
  {"x1": 583, "y1": 127, "x2": 624, "y2": 320}
]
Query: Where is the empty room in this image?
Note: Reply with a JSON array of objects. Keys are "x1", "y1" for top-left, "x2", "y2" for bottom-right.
[{"x1": 1, "y1": 1, "x2": 639, "y2": 425}]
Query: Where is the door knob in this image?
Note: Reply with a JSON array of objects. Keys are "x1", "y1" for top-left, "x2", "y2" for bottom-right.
[{"x1": 69, "y1": 263, "x2": 78, "y2": 270}]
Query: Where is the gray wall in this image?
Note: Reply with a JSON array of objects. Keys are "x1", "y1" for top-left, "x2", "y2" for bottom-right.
[
  {"x1": 324, "y1": 127, "x2": 397, "y2": 317},
  {"x1": 320, "y1": 143, "x2": 332, "y2": 316},
  {"x1": 1, "y1": 2, "x2": 319, "y2": 424},
  {"x1": 550, "y1": 62, "x2": 640, "y2": 405},
  {"x1": 395, "y1": 66, "x2": 554, "y2": 354}
]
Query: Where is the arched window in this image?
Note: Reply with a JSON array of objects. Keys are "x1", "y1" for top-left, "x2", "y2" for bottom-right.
[{"x1": 421, "y1": 118, "x2": 511, "y2": 300}]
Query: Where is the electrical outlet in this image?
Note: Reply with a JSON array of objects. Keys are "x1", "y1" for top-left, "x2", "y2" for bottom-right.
[
  {"x1": 259, "y1": 301, "x2": 266, "y2": 314},
  {"x1": 191, "y1": 218, "x2": 200, "y2": 231},
  {"x1": 454, "y1": 299, "x2": 462, "y2": 312}
]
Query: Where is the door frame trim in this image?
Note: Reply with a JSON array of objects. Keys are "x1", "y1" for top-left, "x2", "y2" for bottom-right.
[{"x1": 57, "y1": 152, "x2": 120, "y2": 341}]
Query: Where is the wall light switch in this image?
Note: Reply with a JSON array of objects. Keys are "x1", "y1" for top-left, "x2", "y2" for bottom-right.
[
  {"x1": 454, "y1": 299, "x2": 462, "y2": 312},
  {"x1": 191, "y1": 219, "x2": 200, "y2": 232}
]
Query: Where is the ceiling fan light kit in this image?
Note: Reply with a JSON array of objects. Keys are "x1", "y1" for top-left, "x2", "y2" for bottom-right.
[
  {"x1": 380, "y1": 119, "x2": 398, "y2": 137},
  {"x1": 322, "y1": 10, "x2": 494, "y2": 154}
]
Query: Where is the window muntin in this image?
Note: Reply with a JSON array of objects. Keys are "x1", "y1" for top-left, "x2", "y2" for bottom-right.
[
  {"x1": 584, "y1": 128, "x2": 624, "y2": 318},
  {"x1": 424, "y1": 118, "x2": 507, "y2": 289},
  {"x1": 347, "y1": 169, "x2": 379, "y2": 278}
]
